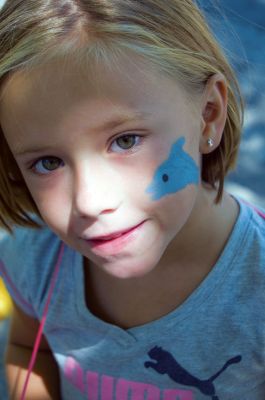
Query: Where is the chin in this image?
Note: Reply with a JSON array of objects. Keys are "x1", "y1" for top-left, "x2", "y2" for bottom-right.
[{"x1": 101, "y1": 253, "x2": 162, "y2": 280}]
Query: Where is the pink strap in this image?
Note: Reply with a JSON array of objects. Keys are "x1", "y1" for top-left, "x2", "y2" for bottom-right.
[
  {"x1": 240, "y1": 198, "x2": 265, "y2": 219},
  {"x1": 20, "y1": 242, "x2": 65, "y2": 400}
]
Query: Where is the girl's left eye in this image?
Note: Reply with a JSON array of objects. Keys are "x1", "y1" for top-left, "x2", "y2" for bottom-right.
[{"x1": 110, "y1": 134, "x2": 142, "y2": 153}]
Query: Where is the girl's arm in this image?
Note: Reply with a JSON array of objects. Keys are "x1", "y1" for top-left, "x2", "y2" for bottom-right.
[{"x1": 5, "y1": 302, "x2": 61, "y2": 400}]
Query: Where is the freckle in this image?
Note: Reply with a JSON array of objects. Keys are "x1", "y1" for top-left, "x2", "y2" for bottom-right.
[{"x1": 162, "y1": 174, "x2": 169, "y2": 182}]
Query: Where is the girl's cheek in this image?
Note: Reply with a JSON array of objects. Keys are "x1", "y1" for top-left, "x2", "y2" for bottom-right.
[
  {"x1": 27, "y1": 182, "x2": 69, "y2": 216},
  {"x1": 145, "y1": 136, "x2": 199, "y2": 201}
]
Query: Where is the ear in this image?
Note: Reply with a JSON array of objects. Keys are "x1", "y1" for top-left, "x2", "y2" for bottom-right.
[{"x1": 199, "y1": 73, "x2": 228, "y2": 154}]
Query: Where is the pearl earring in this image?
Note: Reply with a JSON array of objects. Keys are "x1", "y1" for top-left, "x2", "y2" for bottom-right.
[{"x1": 207, "y1": 138, "x2": 214, "y2": 148}]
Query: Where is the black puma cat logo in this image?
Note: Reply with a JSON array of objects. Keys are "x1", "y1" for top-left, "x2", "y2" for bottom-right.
[{"x1": 145, "y1": 346, "x2": 242, "y2": 400}]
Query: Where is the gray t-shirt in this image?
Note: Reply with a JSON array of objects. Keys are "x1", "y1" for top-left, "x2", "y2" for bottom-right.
[{"x1": 1, "y1": 196, "x2": 265, "y2": 399}]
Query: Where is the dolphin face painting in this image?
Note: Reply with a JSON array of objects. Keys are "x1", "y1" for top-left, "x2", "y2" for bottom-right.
[{"x1": 145, "y1": 136, "x2": 199, "y2": 201}]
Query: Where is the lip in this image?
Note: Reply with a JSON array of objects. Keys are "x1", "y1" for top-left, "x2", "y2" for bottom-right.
[
  {"x1": 87, "y1": 223, "x2": 141, "y2": 241},
  {"x1": 84, "y1": 220, "x2": 146, "y2": 255}
]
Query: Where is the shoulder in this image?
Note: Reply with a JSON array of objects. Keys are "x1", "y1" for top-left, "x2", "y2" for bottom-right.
[
  {"x1": 244, "y1": 199, "x2": 265, "y2": 245},
  {"x1": 0, "y1": 217, "x2": 62, "y2": 317},
  {"x1": 235, "y1": 196, "x2": 265, "y2": 243},
  {"x1": 224, "y1": 196, "x2": 265, "y2": 284},
  {"x1": 232, "y1": 196, "x2": 265, "y2": 289},
  {"x1": 0, "y1": 217, "x2": 61, "y2": 270}
]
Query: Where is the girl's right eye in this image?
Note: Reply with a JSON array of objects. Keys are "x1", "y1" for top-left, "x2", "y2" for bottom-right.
[{"x1": 30, "y1": 157, "x2": 64, "y2": 175}]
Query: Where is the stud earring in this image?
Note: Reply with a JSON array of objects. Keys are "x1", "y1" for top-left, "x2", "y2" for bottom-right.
[{"x1": 207, "y1": 138, "x2": 214, "y2": 148}]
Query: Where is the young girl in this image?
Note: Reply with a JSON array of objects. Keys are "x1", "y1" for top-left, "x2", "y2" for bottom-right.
[{"x1": 0, "y1": 0, "x2": 264, "y2": 399}]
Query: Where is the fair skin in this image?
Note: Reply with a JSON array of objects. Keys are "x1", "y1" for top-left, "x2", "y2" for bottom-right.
[{"x1": 0, "y1": 53, "x2": 239, "y2": 397}]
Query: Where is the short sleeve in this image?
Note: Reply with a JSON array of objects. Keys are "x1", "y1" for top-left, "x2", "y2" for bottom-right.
[
  {"x1": 0, "y1": 228, "x2": 37, "y2": 317},
  {"x1": 0, "y1": 223, "x2": 62, "y2": 319}
]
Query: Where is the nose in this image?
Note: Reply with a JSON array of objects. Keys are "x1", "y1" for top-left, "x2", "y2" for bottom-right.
[{"x1": 72, "y1": 160, "x2": 122, "y2": 219}]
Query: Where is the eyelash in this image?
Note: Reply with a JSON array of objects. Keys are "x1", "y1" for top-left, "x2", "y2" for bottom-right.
[{"x1": 29, "y1": 133, "x2": 145, "y2": 176}]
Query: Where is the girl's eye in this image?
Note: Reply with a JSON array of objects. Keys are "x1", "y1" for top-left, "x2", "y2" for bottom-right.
[
  {"x1": 31, "y1": 157, "x2": 64, "y2": 175},
  {"x1": 110, "y1": 134, "x2": 142, "y2": 153},
  {"x1": 29, "y1": 134, "x2": 143, "y2": 175}
]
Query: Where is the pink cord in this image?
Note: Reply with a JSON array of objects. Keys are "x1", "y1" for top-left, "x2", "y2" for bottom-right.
[
  {"x1": 20, "y1": 242, "x2": 65, "y2": 400},
  {"x1": 240, "y1": 198, "x2": 265, "y2": 219}
]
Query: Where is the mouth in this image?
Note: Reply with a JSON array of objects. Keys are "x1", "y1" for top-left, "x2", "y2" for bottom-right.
[
  {"x1": 88, "y1": 221, "x2": 144, "y2": 242},
  {"x1": 84, "y1": 221, "x2": 146, "y2": 254}
]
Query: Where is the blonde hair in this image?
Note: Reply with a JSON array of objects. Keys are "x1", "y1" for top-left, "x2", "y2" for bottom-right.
[{"x1": 0, "y1": 0, "x2": 244, "y2": 233}]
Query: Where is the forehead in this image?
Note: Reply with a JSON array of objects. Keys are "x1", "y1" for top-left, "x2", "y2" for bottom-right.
[
  {"x1": 0, "y1": 54, "x2": 194, "y2": 150},
  {"x1": 0, "y1": 53, "x2": 188, "y2": 111}
]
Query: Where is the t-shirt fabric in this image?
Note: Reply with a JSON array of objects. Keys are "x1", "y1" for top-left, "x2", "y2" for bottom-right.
[{"x1": 0, "y1": 195, "x2": 265, "y2": 399}]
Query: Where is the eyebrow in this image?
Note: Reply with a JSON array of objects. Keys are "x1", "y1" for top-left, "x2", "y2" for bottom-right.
[{"x1": 14, "y1": 110, "x2": 152, "y2": 156}]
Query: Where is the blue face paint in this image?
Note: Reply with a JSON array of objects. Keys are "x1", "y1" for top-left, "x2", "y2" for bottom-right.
[{"x1": 145, "y1": 136, "x2": 199, "y2": 201}]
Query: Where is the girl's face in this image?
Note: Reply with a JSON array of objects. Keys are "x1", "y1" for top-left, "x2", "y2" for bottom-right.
[{"x1": 0, "y1": 55, "x2": 206, "y2": 279}]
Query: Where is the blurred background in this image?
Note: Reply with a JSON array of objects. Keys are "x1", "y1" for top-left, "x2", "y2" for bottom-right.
[
  {"x1": 0, "y1": 0, "x2": 265, "y2": 397},
  {"x1": 200, "y1": 0, "x2": 265, "y2": 208}
]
